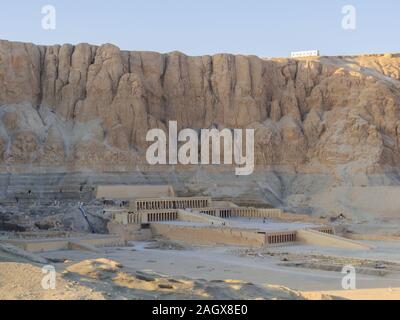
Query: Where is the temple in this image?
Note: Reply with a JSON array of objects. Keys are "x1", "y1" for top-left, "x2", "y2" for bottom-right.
[{"x1": 98, "y1": 185, "x2": 367, "y2": 250}]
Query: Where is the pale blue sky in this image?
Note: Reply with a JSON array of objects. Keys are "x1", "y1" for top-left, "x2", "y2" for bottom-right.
[{"x1": 0, "y1": 0, "x2": 398, "y2": 57}]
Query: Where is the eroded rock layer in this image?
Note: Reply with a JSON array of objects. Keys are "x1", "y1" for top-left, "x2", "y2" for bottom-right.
[{"x1": 1, "y1": 40, "x2": 400, "y2": 216}]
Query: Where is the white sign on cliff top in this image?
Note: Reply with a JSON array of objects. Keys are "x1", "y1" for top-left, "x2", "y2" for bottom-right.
[{"x1": 290, "y1": 50, "x2": 320, "y2": 58}]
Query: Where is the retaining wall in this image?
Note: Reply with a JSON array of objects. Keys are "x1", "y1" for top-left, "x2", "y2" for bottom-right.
[{"x1": 150, "y1": 224, "x2": 266, "y2": 247}]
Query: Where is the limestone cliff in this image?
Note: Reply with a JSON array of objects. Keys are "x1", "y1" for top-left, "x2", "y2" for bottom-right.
[{"x1": 1, "y1": 39, "x2": 400, "y2": 178}]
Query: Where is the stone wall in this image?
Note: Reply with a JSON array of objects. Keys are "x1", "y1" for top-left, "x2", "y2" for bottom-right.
[{"x1": 150, "y1": 224, "x2": 266, "y2": 247}]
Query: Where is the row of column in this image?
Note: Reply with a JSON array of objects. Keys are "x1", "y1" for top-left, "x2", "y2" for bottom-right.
[
  {"x1": 233, "y1": 209, "x2": 282, "y2": 219},
  {"x1": 136, "y1": 198, "x2": 210, "y2": 211},
  {"x1": 234, "y1": 209, "x2": 257, "y2": 217},
  {"x1": 260, "y1": 209, "x2": 282, "y2": 218},
  {"x1": 128, "y1": 213, "x2": 141, "y2": 224},
  {"x1": 200, "y1": 209, "x2": 217, "y2": 216},
  {"x1": 219, "y1": 209, "x2": 233, "y2": 218},
  {"x1": 136, "y1": 200, "x2": 174, "y2": 210},
  {"x1": 175, "y1": 199, "x2": 209, "y2": 209},
  {"x1": 268, "y1": 233, "x2": 296, "y2": 244},
  {"x1": 148, "y1": 211, "x2": 178, "y2": 222},
  {"x1": 314, "y1": 228, "x2": 333, "y2": 235}
]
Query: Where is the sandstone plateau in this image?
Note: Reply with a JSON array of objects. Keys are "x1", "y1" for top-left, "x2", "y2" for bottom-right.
[{"x1": 1, "y1": 39, "x2": 400, "y2": 217}]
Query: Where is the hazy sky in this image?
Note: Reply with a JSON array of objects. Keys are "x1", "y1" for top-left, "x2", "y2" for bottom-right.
[{"x1": 0, "y1": 0, "x2": 399, "y2": 57}]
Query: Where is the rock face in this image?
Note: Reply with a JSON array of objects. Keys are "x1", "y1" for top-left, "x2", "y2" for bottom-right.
[
  {"x1": 1, "y1": 39, "x2": 400, "y2": 216},
  {"x1": 1, "y1": 40, "x2": 400, "y2": 175}
]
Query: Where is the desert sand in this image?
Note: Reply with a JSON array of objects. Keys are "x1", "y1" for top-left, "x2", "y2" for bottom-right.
[{"x1": 2, "y1": 236, "x2": 400, "y2": 300}]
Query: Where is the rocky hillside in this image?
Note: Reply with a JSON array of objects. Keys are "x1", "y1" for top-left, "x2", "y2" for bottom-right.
[
  {"x1": 1, "y1": 40, "x2": 400, "y2": 217},
  {"x1": 1, "y1": 39, "x2": 400, "y2": 174}
]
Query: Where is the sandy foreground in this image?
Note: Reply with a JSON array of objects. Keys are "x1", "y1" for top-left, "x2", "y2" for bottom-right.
[
  {"x1": 1, "y1": 238, "x2": 400, "y2": 300},
  {"x1": 303, "y1": 288, "x2": 400, "y2": 300},
  {"x1": 0, "y1": 260, "x2": 308, "y2": 300},
  {"x1": 0, "y1": 262, "x2": 104, "y2": 300}
]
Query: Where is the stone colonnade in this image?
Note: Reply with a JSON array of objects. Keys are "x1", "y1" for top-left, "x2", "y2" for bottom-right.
[
  {"x1": 135, "y1": 197, "x2": 211, "y2": 211},
  {"x1": 310, "y1": 227, "x2": 334, "y2": 235},
  {"x1": 198, "y1": 208, "x2": 282, "y2": 219},
  {"x1": 267, "y1": 232, "x2": 296, "y2": 244},
  {"x1": 127, "y1": 210, "x2": 179, "y2": 224}
]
